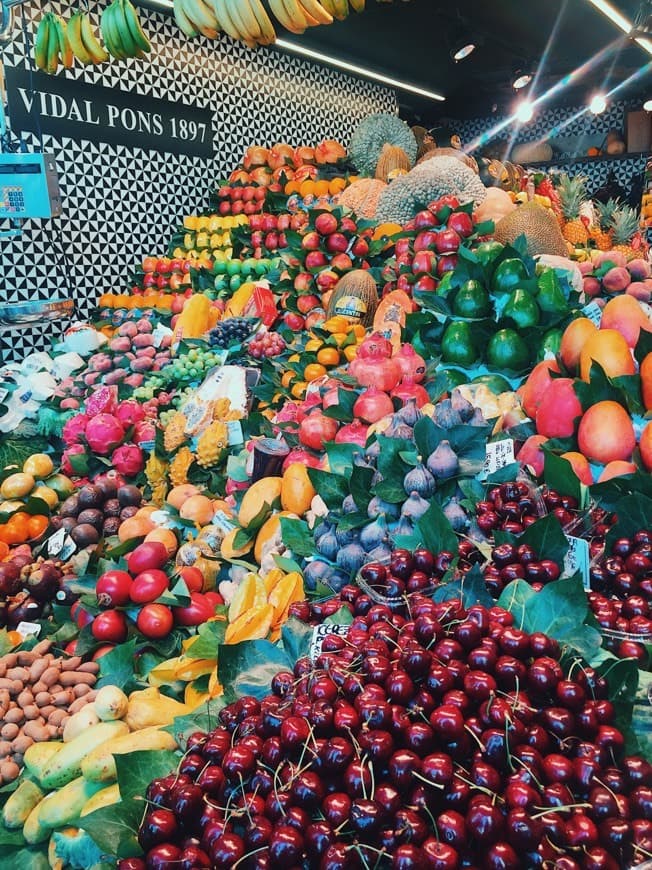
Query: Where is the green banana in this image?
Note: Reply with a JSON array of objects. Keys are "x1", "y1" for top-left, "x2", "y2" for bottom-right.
[
  {"x1": 3, "y1": 780, "x2": 45, "y2": 830},
  {"x1": 185, "y1": 0, "x2": 219, "y2": 37},
  {"x1": 212, "y1": 0, "x2": 240, "y2": 39},
  {"x1": 34, "y1": 15, "x2": 51, "y2": 71},
  {"x1": 53, "y1": 14, "x2": 74, "y2": 69},
  {"x1": 22, "y1": 798, "x2": 50, "y2": 845},
  {"x1": 80, "y1": 11, "x2": 109, "y2": 63},
  {"x1": 121, "y1": 0, "x2": 151, "y2": 53},
  {"x1": 101, "y1": 3, "x2": 126, "y2": 59},
  {"x1": 38, "y1": 777, "x2": 105, "y2": 828},
  {"x1": 67, "y1": 12, "x2": 92, "y2": 64},
  {"x1": 46, "y1": 14, "x2": 61, "y2": 74},
  {"x1": 112, "y1": 0, "x2": 140, "y2": 57},
  {"x1": 173, "y1": 0, "x2": 199, "y2": 37}
]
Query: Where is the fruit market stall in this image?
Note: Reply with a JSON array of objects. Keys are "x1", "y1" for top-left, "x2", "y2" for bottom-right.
[{"x1": 1, "y1": 40, "x2": 652, "y2": 866}]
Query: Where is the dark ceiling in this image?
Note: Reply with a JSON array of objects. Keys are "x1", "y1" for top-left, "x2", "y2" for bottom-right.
[{"x1": 270, "y1": 0, "x2": 651, "y2": 124}]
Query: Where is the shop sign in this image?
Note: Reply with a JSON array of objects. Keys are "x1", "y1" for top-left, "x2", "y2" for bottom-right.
[{"x1": 5, "y1": 66, "x2": 214, "y2": 159}]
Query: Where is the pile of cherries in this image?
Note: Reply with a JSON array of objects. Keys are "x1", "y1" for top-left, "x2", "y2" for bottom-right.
[
  {"x1": 483, "y1": 541, "x2": 562, "y2": 599},
  {"x1": 122, "y1": 594, "x2": 652, "y2": 869},
  {"x1": 475, "y1": 482, "x2": 581, "y2": 537},
  {"x1": 589, "y1": 530, "x2": 652, "y2": 664}
]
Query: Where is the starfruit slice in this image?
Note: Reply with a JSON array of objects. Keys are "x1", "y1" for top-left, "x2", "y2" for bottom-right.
[
  {"x1": 264, "y1": 568, "x2": 285, "y2": 597},
  {"x1": 269, "y1": 572, "x2": 304, "y2": 630},
  {"x1": 225, "y1": 603, "x2": 275, "y2": 644}
]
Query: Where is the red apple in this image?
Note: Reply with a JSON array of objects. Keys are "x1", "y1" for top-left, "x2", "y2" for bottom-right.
[
  {"x1": 340, "y1": 217, "x2": 357, "y2": 233},
  {"x1": 305, "y1": 251, "x2": 329, "y2": 269},
  {"x1": 351, "y1": 238, "x2": 369, "y2": 258},
  {"x1": 251, "y1": 230, "x2": 264, "y2": 247},
  {"x1": 437, "y1": 254, "x2": 458, "y2": 276},
  {"x1": 411, "y1": 251, "x2": 437, "y2": 274},
  {"x1": 254, "y1": 187, "x2": 267, "y2": 201},
  {"x1": 297, "y1": 294, "x2": 321, "y2": 313},
  {"x1": 316, "y1": 270, "x2": 339, "y2": 291},
  {"x1": 218, "y1": 186, "x2": 231, "y2": 198},
  {"x1": 218, "y1": 201, "x2": 231, "y2": 216},
  {"x1": 325, "y1": 233, "x2": 349, "y2": 253},
  {"x1": 278, "y1": 233, "x2": 288, "y2": 248},
  {"x1": 294, "y1": 272, "x2": 313, "y2": 292},
  {"x1": 283, "y1": 312, "x2": 305, "y2": 330},
  {"x1": 171, "y1": 295, "x2": 186, "y2": 314},
  {"x1": 290, "y1": 213, "x2": 309, "y2": 232},
  {"x1": 262, "y1": 214, "x2": 278, "y2": 232},
  {"x1": 143, "y1": 273, "x2": 156, "y2": 288},
  {"x1": 414, "y1": 230, "x2": 439, "y2": 252},
  {"x1": 447, "y1": 211, "x2": 474, "y2": 237},
  {"x1": 435, "y1": 229, "x2": 461, "y2": 254},
  {"x1": 330, "y1": 253, "x2": 353, "y2": 272},
  {"x1": 277, "y1": 214, "x2": 291, "y2": 231},
  {"x1": 414, "y1": 275, "x2": 437, "y2": 292},
  {"x1": 315, "y1": 213, "x2": 339, "y2": 236},
  {"x1": 301, "y1": 231, "x2": 321, "y2": 251},
  {"x1": 414, "y1": 210, "x2": 438, "y2": 229},
  {"x1": 231, "y1": 201, "x2": 244, "y2": 215},
  {"x1": 242, "y1": 186, "x2": 256, "y2": 202},
  {"x1": 396, "y1": 274, "x2": 413, "y2": 293},
  {"x1": 265, "y1": 232, "x2": 279, "y2": 249},
  {"x1": 244, "y1": 201, "x2": 258, "y2": 215},
  {"x1": 231, "y1": 188, "x2": 243, "y2": 201},
  {"x1": 395, "y1": 238, "x2": 412, "y2": 257}
]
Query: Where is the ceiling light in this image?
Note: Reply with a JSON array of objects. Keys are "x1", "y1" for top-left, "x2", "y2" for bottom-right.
[
  {"x1": 589, "y1": 93, "x2": 607, "y2": 113},
  {"x1": 645, "y1": 98, "x2": 652, "y2": 110},
  {"x1": 584, "y1": 0, "x2": 652, "y2": 54},
  {"x1": 451, "y1": 42, "x2": 476, "y2": 62},
  {"x1": 513, "y1": 72, "x2": 533, "y2": 90},
  {"x1": 275, "y1": 39, "x2": 445, "y2": 101},
  {"x1": 515, "y1": 101, "x2": 534, "y2": 122}
]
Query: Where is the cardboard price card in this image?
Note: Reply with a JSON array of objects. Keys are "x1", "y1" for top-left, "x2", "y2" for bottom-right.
[
  {"x1": 310, "y1": 623, "x2": 350, "y2": 661},
  {"x1": 564, "y1": 534, "x2": 590, "y2": 590},
  {"x1": 482, "y1": 439, "x2": 515, "y2": 477}
]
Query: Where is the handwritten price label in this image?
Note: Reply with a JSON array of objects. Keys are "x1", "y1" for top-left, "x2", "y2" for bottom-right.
[
  {"x1": 482, "y1": 440, "x2": 515, "y2": 477},
  {"x1": 310, "y1": 623, "x2": 350, "y2": 661},
  {"x1": 564, "y1": 535, "x2": 590, "y2": 590}
]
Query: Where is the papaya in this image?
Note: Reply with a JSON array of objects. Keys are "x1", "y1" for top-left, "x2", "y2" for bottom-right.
[
  {"x1": 220, "y1": 527, "x2": 254, "y2": 560},
  {"x1": 82, "y1": 727, "x2": 178, "y2": 783},
  {"x1": 225, "y1": 603, "x2": 274, "y2": 644},
  {"x1": 81, "y1": 783, "x2": 121, "y2": 816},
  {"x1": 38, "y1": 776, "x2": 105, "y2": 828},
  {"x1": 255, "y1": 512, "x2": 297, "y2": 564},
  {"x1": 281, "y1": 464, "x2": 316, "y2": 516},
  {"x1": 40, "y1": 722, "x2": 129, "y2": 790},
  {"x1": 238, "y1": 477, "x2": 282, "y2": 528},
  {"x1": 3, "y1": 779, "x2": 44, "y2": 828},
  {"x1": 23, "y1": 742, "x2": 62, "y2": 785}
]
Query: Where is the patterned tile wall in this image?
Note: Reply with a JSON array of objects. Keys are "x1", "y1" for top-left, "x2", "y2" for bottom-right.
[{"x1": 0, "y1": 1, "x2": 397, "y2": 360}]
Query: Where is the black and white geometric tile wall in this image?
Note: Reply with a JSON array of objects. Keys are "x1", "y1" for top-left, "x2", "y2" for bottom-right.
[{"x1": 0, "y1": 1, "x2": 397, "y2": 361}]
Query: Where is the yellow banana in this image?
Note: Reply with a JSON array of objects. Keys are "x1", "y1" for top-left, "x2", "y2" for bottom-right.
[
  {"x1": 34, "y1": 15, "x2": 51, "y2": 72},
  {"x1": 248, "y1": 0, "x2": 276, "y2": 43},
  {"x1": 279, "y1": 0, "x2": 309, "y2": 32},
  {"x1": 173, "y1": 0, "x2": 199, "y2": 37},
  {"x1": 67, "y1": 13, "x2": 92, "y2": 64},
  {"x1": 349, "y1": 0, "x2": 364, "y2": 9},
  {"x1": 229, "y1": 0, "x2": 261, "y2": 41},
  {"x1": 53, "y1": 15, "x2": 74, "y2": 68},
  {"x1": 329, "y1": 0, "x2": 349, "y2": 19},
  {"x1": 184, "y1": 0, "x2": 219, "y2": 37},
  {"x1": 267, "y1": 0, "x2": 303, "y2": 32},
  {"x1": 121, "y1": 0, "x2": 151, "y2": 53},
  {"x1": 298, "y1": 0, "x2": 333, "y2": 24},
  {"x1": 211, "y1": 0, "x2": 240, "y2": 39},
  {"x1": 79, "y1": 11, "x2": 109, "y2": 63}
]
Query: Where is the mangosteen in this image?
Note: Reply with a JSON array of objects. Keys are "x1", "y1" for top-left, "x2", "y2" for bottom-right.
[
  {"x1": 0, "y1": 563, "x2": 22, "y2": 597},
  {"x1": 120, "y1": 505, "x2": 139, "y2": 522},
  {"x1": 61, "y1": 517, "x2": 77, "y2": 532},
  {"x1": 50, "y1": 516, "x2": 63, "y2": 531},
  {"x1": 7, "y1": 593, "x2": 43, "y2": 627},
  {"x1": 77, "y1": 509, "x2": 105, "y2": 531},
  {"x1": 95, "y1": 475, "x2": 119, "y2": 500},
  {"x1": 103, "y1": 517, "x2": 121, "y2": 536},
  {"x1": 103, "y1": 499, "x2": 121, "y2": 518},
  {"x1": 78, "y1": 485, "x2": 104, "y2": 510},
  {"x1": 118, "y1": 485, "x2": 142, "y2": 507},
  {"x1": 70, "y1": 523, "x2": 100, "y2": 548},
  {"x1": 59, "y1": 494, "x2": 80, "y2": 518},
  {"x1": 25, "y1": 562, "x2": 62, "y2": 602}
]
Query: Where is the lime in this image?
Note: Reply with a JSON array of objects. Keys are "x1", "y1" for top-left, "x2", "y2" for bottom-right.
[
  {"x1": 503, "y1": 288, "x2": 540, "y2": 328},
  {"x1": 491, "y1": 258, "x2": 529, "y2": 294},
  {"x1": 226, "y1": 260, "x2": 241, "y2": 277},
  {"x1": 230, "y1": 275, "x2": 242, "y2": 291},
  {"x1": 441, "y1": 368, "x2": 469, "y2": 389},
  {"x1": 213, "y1": 260, "x2": 227, "y2": 275},
  {"x1": 441, "y1": 321, "x2": 479, "y2": 367},
  {"x1": 475, "y1": 240, "x2": 503, "y2": 266},
  {"x1": 255, "y1": 259, "x2": 270, "y2": 276},
  {"x1": 472, "y1": 373, "x2": 513, "y2": 394},
  {"x1": 487, "y1": 329, "x2": 530, "y2": 371},
  {"x1": 241, "y1": 258, "x2": 258, "y2": 277},
  {"x1": 453, "y1": 280, "x2": 492, "y2": 318}
]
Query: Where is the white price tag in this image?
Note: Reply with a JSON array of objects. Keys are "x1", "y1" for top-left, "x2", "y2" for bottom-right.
[
  {"x1": 310, "y1": 623, "x2": 350, "y2": 661},
  {"x1": 212, "y1": 510, "x2": 236, "y2": 535},
  {"x1": 48, "y1": 527, "x2": 66, "y2": 557},
  {"x1": 582, "y1": 302, "x2": 602, "y2": 326},
  {"x1": 152, "y1": 323, "x2": 173, "y2": 348},
  {"x1": 564, "y1": 535, "x2": 590, "y2": 590},
  {"x1": 16, "y1": 621, "x2": 41, "y2": 638},
  {"x1": 227, "y1": 420, "x2": 244, "y2": 446},
  {"x1": 482, "y1": 440, "x2": 515, "y2": 477}
]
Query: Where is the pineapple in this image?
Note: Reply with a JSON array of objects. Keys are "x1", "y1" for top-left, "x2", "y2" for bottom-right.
[
  {"x1": 591, "y1": 198, "x2": 619, "y2": 251},
  {"x1": 611, "y1": 205, "x2": 642, "y2": 261},
  {"x1": 196, "y1": 421, "x2": 228, "y2": 469},
  {"x1": 558, "y1": 173, "x2": 589, "y2": 245},
  {"x1": 169, "y1": 447, "x2": 195, "y2": 487}
]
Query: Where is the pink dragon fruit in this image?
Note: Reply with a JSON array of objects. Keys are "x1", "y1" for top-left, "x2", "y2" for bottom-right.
[
  {"x1": 61, "y1": 444, "x2": 87, "y2": 476},
  {"x1": 111, "y1": 443, "x2": 144, "y2": 477},
  {"x1": 133, "y1": 419, "x2": 156, "y2": 445},
  {"x1": 115, "y1": 400, "x2": 145, "y2": 428},
  {"x1": 62, "y1": 413, "x2": 89, "y2": 446},
  {"x1": 85, "y1": 385, "x2": 118, "y2": 418},
  {"x1": 85, "y1": 414, "x2": 125, "y2": 456}
]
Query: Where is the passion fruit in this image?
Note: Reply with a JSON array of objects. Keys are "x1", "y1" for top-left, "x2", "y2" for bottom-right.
[
  {"x1": 77, "y1": 509, "x2": 105, "y2": 531},
  {"x1": 78, "y1": 485, "x2": 105, "y2": 510},
  {"x1": 118, "y1": 485, "x2": 142, "y2": 507},
  {"x1": 70, "y1": 523, "x2": 100, "y2": 548},
  {"x1": 103, "y1": 499, "x2": 121, "y2": 518},
  {"x1": 59, "y1": 495, "x2": 80, "y2": 518}
]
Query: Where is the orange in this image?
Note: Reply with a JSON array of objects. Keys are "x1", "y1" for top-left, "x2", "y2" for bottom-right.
[
  {"x1": 285, "y1": 181, "x2": 301, "y2": 195},
  {"x1": 27, "y1": 515, "x2": 48, "y2": 540},
  {"x1": 291, "y1": 381, "x2": 307, "y2": 399},
  {"x1": 145, "y1": 527, "x2": 179, "y2": 555},
  {"x1": 560, "y1": 318, "x2": 598, "y2": 372},
  {"x1": 598, "y1": 460, "x2": 638, "y2": 482},
  {"x1": 305, "y1": 338, "x2": 323, "y2": 353},
  {"x1": 314, "y1": 180, "x2": 330, "y2": 197},
  {"x1": 281, "y1": 371, "x2": 295, "y2": 388},
  {"x1": 304, "y1": 363, "x2": 327, "y2": 382},
  {"x1": 299, "y1": 180, "x2": 315, "y2": 198},
  {"x1": 577, "y1": 401, "x2": 636, "y2": 464},
  {"x1": 167, "y1": 484, "x2": 201, "y2": 510},
  {"x1": 641, "y1": 353, "x2": 652, "y2": 411},
  {"x1": 118, "y1": 515, "x2": 155, "y2": 543},
  {"x1": 579, "y1": 329, "x2": 636, "y2": 381},
  {"x1": 329, "y1": 178, "x2": 347, "y2": 195},
  {"x1": 640, "y1": 421, "x2": 652, "y2": 471},
  {"x1": 317, "y1": 347, "x2": 341, "y2": 366},
  {"x1": 179, "y1": 495, "x2": 215, "y2": 526},
  {"x1": 351, "y1": 324, "x2": 367, "y2": 339},
  {"x1": 343, "y1": 345, "x2": 358, "y2": 362},
  {"x1": 600, "y1": 294, "x2": 650, "y2": 348},
  {"x1": 560, "y1": 451, "x2": 593, "y2": 485},
  {"x1": 0, "y1": 542, "x2": 10, "y2": 560}
]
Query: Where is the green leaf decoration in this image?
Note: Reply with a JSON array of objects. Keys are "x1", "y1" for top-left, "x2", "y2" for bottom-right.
[
  {"x1": 96, "y1": 639, "x2": 144, "y2": 693},
  {"x1": 218, "y1": 640, "x2": 292, "y2": 703},
  {"x1": 414, "y1": 500, "x2": 458, "y2": 556},
  {"x1": 325, "y1": 606, "x2": 354, "y2": 626},
  {"x1": 279, "y1": 516, "x2": 315, "y2": 558},
  {"x1": 432, "y1": 564, "x2": 494, "y2": 607},
  {"x1": 350, "y1": 464, "x2": 375, "y2": 512},
  {"x1": 186, "y1": 619, "x2": 226, "y2": 660},
  {"x1": 543, "y1": 451, "x2": 585, "y2": 506},
  {"x1": 324, "y1": 442, "x2": 363, "y2": 476},
  {"x1": 281, "y1": 617, "x2": 314, "y2": 662},
  {"x1": 307, "y1": 468, "x2": 349, "y2": 511},
  {"x1": 605, "y1": 494, "x2": 652, "y2": 552},
  {"x1": 322, "y1": 389, "x2": 357, "y2": 423},
  {"x1": 164, "y1": 699, "x2": 225, "y2": 748},
  {"x1": 517, "y1": 513, "x2": 569, "y2": 565},
  {"x1": 81, "y1": 750, "x2": 179, "y2": 858}
]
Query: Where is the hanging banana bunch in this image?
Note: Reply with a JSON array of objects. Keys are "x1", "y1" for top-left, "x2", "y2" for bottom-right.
[
  {"x1": 34, "y1": 12, "x2": 74, "y2": 75},
  {"x1": 101, "y1": 0, "x2": 151, "y2": 60},
  {"x1": 67, "y1": 10, "x2": 109, "y2": 65}
]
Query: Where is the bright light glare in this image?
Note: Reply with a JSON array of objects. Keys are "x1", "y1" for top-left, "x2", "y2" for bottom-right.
[
  {"x1": 452, "y1": 43, "x2": 476, "y2": 62},
  {"x1": 275, "y1": 39, "x2": 445, "y2": 101},
  {"x1": 513, "y1": 73, "x2": 533, "y2": 90},
  {"x1": 590, "y1": 93, "x2": 607, "y2": 113},
  {"x1": 645, "y1": 99, "x2": 652, "y2": 111},
  {"x1": 585, "y1": 0, "x2": 652, "y2": 55},
  {"x1": 515, "y1": 101, "x2": 534, "y2": 122}
]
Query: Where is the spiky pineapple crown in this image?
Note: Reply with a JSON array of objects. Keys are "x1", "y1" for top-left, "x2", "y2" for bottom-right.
[
  {"x1": 610, "y1": 205, "x2": 640, "y2": 244},
  {"x1": 595, "y1": 197, "x2": 620, "y2": 230},
  {"x1": 557, "y1": 173, "x2": 588, "y2": 220}
]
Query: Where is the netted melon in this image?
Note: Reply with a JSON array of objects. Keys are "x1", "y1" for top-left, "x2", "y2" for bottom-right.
[
  {"x1": 326, "y1": 270, "x2": 379, "y2": 327},
  {"x1": 494, "y1": 202, "x2": 569, "y2": 257}
]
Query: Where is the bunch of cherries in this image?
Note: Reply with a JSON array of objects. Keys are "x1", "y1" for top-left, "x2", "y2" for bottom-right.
[{"x1": 122, "y1": 590, "x2": 652, "y2": 869}]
